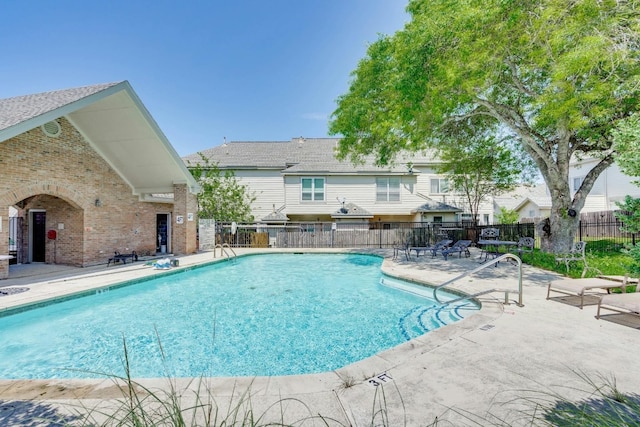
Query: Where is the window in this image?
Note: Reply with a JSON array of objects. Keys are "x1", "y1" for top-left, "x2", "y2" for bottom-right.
[
  {"x1": 483, "y1": 214, "x2": 490, "y2": 225},
  {"x1": 460, "y1": 213, "x2": 473, "y2": 224},
  {"x1": 376, "y1": 177, "x2": 400, "y2": 202},
  {"x1": 573, "y1": 176, "x2": 584, "y2": 192},
  {"x1": 430, "y1": 178, "x2": 450, "y2": 194},
  {"x1": 301, "y1": 178, "x2": 324, "y2": 201},
  {"x1": 433, "y1": 216, "x2": 443, "y2": 224}
]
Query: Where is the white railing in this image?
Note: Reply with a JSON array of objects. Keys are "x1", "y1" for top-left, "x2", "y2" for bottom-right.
[
  {"x1": 213, "y1": 243, "x2": 237, "y2": 259},
  {"x1": 433, "y1": 253, "x2": 524, "y2": 307}
]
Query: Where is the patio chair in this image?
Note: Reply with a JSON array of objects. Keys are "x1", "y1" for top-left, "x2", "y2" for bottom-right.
[
  {"x1": 511, "y1": 237, "x2": 535, "y2": 259},
  {"x1": 392, "y1": 239, "x2": 411, "y2": 261},
  {"x1": 441, "y1": 240, "x2": 472, "y2": 260},
  {"x1": 597, "y1": 277, "x2": 640, "y2": 319},
  {"x1": 555, "y1": 241, "x2": 588, "y2": 277},
  {"x1": 479, "y1": 228, "x2": 499, "y2": 240},
  {"x1": 478, "y1": 228, "x2": 500, "y2": 260},
  {"x1": 546, "y1": 276, "x2": 628, "y2": 309}
]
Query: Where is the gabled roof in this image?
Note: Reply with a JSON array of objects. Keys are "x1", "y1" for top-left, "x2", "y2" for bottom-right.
[
  {"x1": 412, "y1": 200, "x2": 462, "y2": 213},
  {"x1": 513, "y1": 196, "x2": 553, "y2": 212},
  {"x1": 261, "y1": 205, "x2": 290, "y2": 223},
  {"x1": 331, "y1": 202, "x2": 373, "y2": 219},
  {"x1": 494, "y1": 184, "x2": 551, "y2": 211},
  {"x1": 0, "y1": 81, "x2": 198, "y2": 197},
  {"x1": 183, "y1": 138, "x2": 438, "y2": 174}
]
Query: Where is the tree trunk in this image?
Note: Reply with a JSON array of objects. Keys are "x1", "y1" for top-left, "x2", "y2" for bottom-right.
[{"x1": 540, "y1": 208, "x2": 579, "y2": 253}]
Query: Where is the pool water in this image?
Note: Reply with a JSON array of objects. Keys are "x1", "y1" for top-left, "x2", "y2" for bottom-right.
[{"x1": 0, "y1": 253, "x2": 477, "y2": 379}]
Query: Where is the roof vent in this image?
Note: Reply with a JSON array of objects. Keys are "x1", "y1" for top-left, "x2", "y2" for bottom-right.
[{"x1": 41, "y1": 120, "x2": 61, "y2": 137}]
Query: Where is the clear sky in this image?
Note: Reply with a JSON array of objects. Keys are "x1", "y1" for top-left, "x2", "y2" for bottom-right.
[{"x1": 1, "y1": 1, "x2": 409, "y2": 156}]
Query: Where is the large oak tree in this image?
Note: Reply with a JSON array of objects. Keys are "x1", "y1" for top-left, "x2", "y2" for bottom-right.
[{"x1": 330, "y1": 0, "x2": 640, "y2": 252}]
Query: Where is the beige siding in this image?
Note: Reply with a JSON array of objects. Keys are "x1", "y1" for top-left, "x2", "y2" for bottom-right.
[{"x1": 233, "y1": 170, "x2": 285, "y2": 221}]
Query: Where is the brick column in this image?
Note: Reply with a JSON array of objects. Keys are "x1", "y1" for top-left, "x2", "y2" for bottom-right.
[
  {"x1": 0, "y1": 207, "x2": 8, "y2": 279},
  {"x1": 172, "y1": 184, "x2": 198, "y2": 255}
]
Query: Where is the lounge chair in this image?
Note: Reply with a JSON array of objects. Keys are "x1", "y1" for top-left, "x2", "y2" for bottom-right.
[
  {"x1": 410, "y1": 239, "x2": 453, "y2": 258},
  {"x1": 597, "y1": 277, "x2": 640, "y2": 319},
  {"x1": 441, "y1": 240, "x2": 472, "y2": 260},
  {"x1": 546, "y1": 276, "x2": 628, "y2": 309}
]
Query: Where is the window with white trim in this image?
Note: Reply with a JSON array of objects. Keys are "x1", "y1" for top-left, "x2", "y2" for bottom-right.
[
  {"x1": 430, "y1": 178, "x2": 450, "y2": 194},
  {"x1": 376, "y1": 177, "x2": 400, "y2": 202},
  {"x1": 301, "y1": 178, "x2": 325, "y2": 201},
  {"x1": 573, "y1": 176, "x2": 584, "y2": 192}
]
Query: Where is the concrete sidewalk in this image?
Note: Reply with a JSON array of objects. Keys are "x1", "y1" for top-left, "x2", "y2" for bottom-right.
[{"x1": 0, "y1": 248, "x2": 638, "y2": 426}]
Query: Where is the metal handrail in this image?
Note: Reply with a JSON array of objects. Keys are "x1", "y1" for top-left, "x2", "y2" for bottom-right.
[
  {"x1": 213, "y1": 243, "x2": 237, "y2": 259},
  {"x1": 433, "y1": 253, "x2": 524, "y2": 307}
]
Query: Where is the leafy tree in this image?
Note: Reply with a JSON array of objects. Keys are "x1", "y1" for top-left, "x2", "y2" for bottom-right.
[
  {"x1": 330, "y1": 0, "x2": 640, "y2": 253},
  {"x1": 612, "y1": 112, "x2": 640, "y2": 185},
  {"x1": 187, "y1": 154, "x2": 255, "y2": 222},
  {"x1": 614, "y1": 196, "x2": 640, "y2": 275},
  {"x1": 434, "y1": 126, "x2": 532, "y2": 226},
  {"x1": 496, "y1": 207, "x2": 520, "y2": 225}
]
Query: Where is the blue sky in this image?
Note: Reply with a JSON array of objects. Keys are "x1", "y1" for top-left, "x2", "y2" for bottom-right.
[{"x1": 1, "y1": 1, "x2": 409, "y2": 156}]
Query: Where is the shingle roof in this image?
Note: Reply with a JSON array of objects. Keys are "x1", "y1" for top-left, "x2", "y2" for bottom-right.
[
  {"x1": 0, "y1": 82, "x2": 122, "y2": 134},
  {"x1": 183, "y1": 138, "x2": 438, "y2": 174},
  {"x1": 331, "y1": 202, "x2": 373, "y2": 218},
  {"x1": 412, "y1": 200, "x2": 462, "y2": 213},
  {"x1": 261, "y1": 206, "x2": 290, "y2": 222}
]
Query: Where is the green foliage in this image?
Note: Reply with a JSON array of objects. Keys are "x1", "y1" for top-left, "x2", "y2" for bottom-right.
[
  {"x1": 496, "y1": 207, "x2": 519, "y2": 225},
  {"x1": 330, "y1": 0, "x2": 640, "y2": 250},
  {"x1": 614, "y1": 196, "x2": 640, "y2": 275},
  {"x1": 612, "y1": 112, "x2": 640, "y2": 185},
  {"x1": 435, "y1": 129, "x2": 534, "y2": 226},
  {"x1": 525, "y1": 241, "x2": 634, "y2": 279},
  {"x1": 614, "y1": 196, "x2": 640, "y2": 234},
  {"x1": 187, "y1": 154, "x2": 255, "y2": 222}
]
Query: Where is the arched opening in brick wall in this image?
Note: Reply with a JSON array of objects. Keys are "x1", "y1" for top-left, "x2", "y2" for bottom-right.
[{"x1": 9, "y1": 194, "x2": 85, "y2": 267}]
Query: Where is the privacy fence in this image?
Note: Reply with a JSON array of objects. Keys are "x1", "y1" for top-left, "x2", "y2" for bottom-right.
[
  {"x1": 201, "y1": 220, "x2": 535, "y2": 250},
  {"x1": 201, "y1": 210, "x2": 637, "y2": 254}
]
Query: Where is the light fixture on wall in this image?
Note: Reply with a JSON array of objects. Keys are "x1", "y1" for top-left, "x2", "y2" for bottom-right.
[{"x1": 95, "y1": 199, "x2": 102, "y2": 207}]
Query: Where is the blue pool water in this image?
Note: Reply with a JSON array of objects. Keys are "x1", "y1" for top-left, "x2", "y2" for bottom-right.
[{"x1": 0, "y1": 253, "x2": 477, "y2": 379}]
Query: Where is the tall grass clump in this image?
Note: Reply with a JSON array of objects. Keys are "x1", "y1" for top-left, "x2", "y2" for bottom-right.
[{"x1": 72, "y1": 332, "x2": 343, "y2": 427}]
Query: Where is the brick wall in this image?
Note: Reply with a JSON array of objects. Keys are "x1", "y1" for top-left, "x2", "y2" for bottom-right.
[{"x1": 0, "y1": 117, "x2": 195, "y2": 277}]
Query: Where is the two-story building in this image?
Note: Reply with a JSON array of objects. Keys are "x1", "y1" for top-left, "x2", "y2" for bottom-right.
[
  {"x1": 183, "y1": 138, "x2": 496, "y2": 228},
  {"x1": 500, "y1": 157, "x2": 640, "y2": 222}
]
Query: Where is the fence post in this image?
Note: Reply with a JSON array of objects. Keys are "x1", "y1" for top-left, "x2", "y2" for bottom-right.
[{"x1": 579, "y1": 219, "x2": 583, "y2": 242}]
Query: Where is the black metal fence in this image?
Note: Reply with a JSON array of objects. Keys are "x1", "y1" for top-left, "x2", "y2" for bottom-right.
[{"x1": 574, "y1": 210, "x2": 637, "y2": 252}]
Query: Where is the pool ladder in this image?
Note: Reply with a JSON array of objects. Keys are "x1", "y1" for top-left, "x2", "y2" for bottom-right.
[
  {"x1": 214, "y1": 243, "x2": 237, "y2": 260},
  {"x1": 433, "y1": 253, "x2": 524, "y2": 307}
]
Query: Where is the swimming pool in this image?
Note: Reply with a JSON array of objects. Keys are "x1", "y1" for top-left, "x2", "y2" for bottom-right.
[{"x1": 0, "y1": 253, "x2": 477, "y2": 379}]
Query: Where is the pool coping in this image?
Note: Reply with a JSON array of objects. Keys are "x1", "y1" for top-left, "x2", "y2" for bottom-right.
[{"x1": 0, "y1": 248, "x2": 503, "y2": 401}]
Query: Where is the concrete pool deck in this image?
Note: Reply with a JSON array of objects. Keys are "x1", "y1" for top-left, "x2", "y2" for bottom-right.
[{"x1": 0, "y1": 248, "x2": 638, "y2": 426}]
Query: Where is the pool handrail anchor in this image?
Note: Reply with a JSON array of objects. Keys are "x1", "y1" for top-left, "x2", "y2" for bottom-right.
[
  {"x1": 433, "y1": 253, "x2": 524, "y2": 307},
  {"x1": 214, "y1": 243, "x2": 237, "y2": 259}
]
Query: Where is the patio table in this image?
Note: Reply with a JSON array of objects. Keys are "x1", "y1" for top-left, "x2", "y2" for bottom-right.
[{"x1": 477, "y1": 239, "x2": 517, "y2": 262}]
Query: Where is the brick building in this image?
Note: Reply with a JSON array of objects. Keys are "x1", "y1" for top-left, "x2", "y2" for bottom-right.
[{"x1": 0, "y1": 81, "x2": 199, "y2": 279}]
